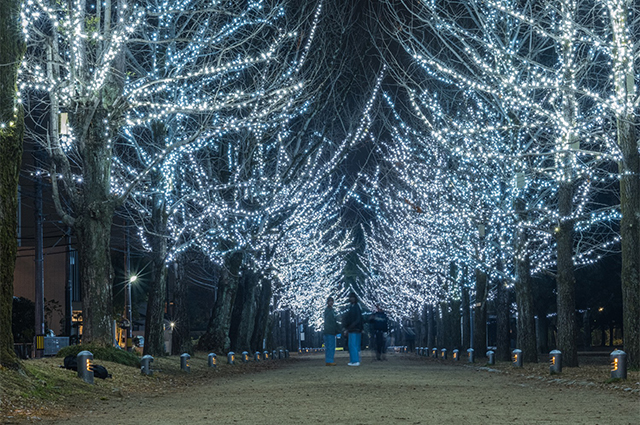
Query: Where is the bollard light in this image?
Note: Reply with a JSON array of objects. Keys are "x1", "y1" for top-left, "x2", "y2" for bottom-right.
[
  {"x1": 227, "y1": 351, "x2": 235, "y2": 365},
  {"x1": 467, "y1": 348, "x2": 475, "y2": 363},
  {"x1": 432, "y1": 348, "x2": 438, "y2": 358},
  {"x1": 549, "y1": 350, "x2": 562, "y2": 374},
  {"x1": 512, "y1": 349, "x2": 523, "y2": 367},
  {"x1": 242, "y1": 351, "x2": 249, "y2": 363},
  {"x1": 141, "y1": 355, "x2": 154, "y2": 375},
  {"x1": 610, "y1": 349, "x2": 627, "y2": 380},
  {"x1": 77, "y1": 351, "x2": 94, "y2": 384},
  {"x1": 486, "y1": 350, "x2": 495, "y2": 365},
  {"x1": 180, "y1": 353, "x2": 191, "y2": 372},
  {"x1": 254, "y1": 351, "x2": 261, "y2": 361},
  {"x1": 208, "y1": 353, "x2": 217, "y2": 368},
  {"x1": 441, "y1": 348, "x2": 447, "y2": 360},
  {"x1": 263, "y1": 350, "x2": 269, "y2": 360},
  {"x1": 453, "y1": 349, "x2": 459, "y2": 361}
]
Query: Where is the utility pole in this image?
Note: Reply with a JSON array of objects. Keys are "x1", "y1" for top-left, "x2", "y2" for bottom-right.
[
  {"x1": 124, "y1": 225, "x2": 133, "y2": 351},
  {"x1": 64, "y1": 228, "x2": 73, "y2": 337},
  {"x1": 34, "y1": 166, "x2": 45, "y2": 358}
]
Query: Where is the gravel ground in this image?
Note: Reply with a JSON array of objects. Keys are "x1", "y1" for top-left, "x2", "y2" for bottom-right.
[{"x1": 4, "y1": 351, "x2": 638, "y2": 425}]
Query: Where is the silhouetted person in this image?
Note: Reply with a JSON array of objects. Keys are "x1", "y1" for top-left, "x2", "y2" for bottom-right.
[
  {"x1": 370, "y1": 304, "x2": 389, "y2": 360},
  {"x1": 323, "y1": 296, "x2": 339, "y2": 366},
  {"x1": 342, "y1": 291, "x2": 363, "y2": 366}
]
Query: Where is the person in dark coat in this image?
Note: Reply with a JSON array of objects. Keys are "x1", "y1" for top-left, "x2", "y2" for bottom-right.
[
  {"x1": 342, "y1": 291, "x2": 363, "y2": 366},
  {"x1": 323, "y1": 296, "x2": 340, "y2": 366},
  {"x1": 370, "y1": 304, "x2": 389, "y2": 360}
]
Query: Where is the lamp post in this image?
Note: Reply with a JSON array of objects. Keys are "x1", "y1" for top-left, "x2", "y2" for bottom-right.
[{"x1": 125, "y1": 275, "x2": 137, "y2": 351}]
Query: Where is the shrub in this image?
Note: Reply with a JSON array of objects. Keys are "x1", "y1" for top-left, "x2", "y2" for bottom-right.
[{"x1": 56, "y1": 344, "x2": 140, "y2": 367}]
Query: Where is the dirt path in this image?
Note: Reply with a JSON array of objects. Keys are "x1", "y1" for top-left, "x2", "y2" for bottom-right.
[{"x1": 22, "y1": 352, "x2": 640, "y2": 424}]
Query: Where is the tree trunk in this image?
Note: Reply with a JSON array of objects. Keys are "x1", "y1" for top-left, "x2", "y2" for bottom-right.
[
  {"x1": 536, "y1": 311, "x2": 549, "y2": 354},
  {"x1": 197, "y1": 251, "x2": 243, "y2": 353},
  {"x1": 235, "y1": 270, "x2": 259, "y2": 352},
  {"x1": 461, "y1": 284, "x2": 470, "y2": 350},
  {"x1": 556, "y1": 182, "x2": 578, "y2": 367},
  {"x1": 515, "y1": 255, "x2": 537, "y2": 363},
  {"x1": 581, "y1": 310, "x2": 591, "y2": 349},
  {"x1": 0, "y1": 0, "x2": 25, "y2": 369},
  {"x1": 75, "y1": 206, "x2": 115, "y2": 346},
  {"x1": 426, "y1": 304, "x2": 435, "y2": 348},
  {"x1": 473, "y1": 269, "x2": 488, "y2": 355},
  {"x1": 228, "y1": 269, "x2": 247, "y2": 351},
  {"x1": 144, "y1": 125, "x2": 169, "y2": 356},
  {"x1": 495, "y1": 279, "x2": 511, "y2": 361},
  {"x1": 251, "y1": 279, "x2": 271, "y2": 351},
  {"x1": 449, "y1": 299, "x2": 461, "y2": 350},
  {"x1": 611, "y1": 0, "x2": 640, "y2": 370},
  {"x1": 143, "y1": 206, "x2": 168, "y2": 356},
  {"x1": 618, "y1": 119, "x2": 640, "y2": 366},
  {"x1": 69, "y1": 106, "x2": 116, "y2": 346},
  {"x1": 436, "y1": 303, "x2": 445, "y2": 349},
  {"x1": 171, "y1": 261, "x2": 191, "y2": 355}
]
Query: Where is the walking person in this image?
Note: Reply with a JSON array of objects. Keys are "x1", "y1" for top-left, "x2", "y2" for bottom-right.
[
  {"x1": 342, "y1": 291, "x2": 363, "y2": 366},
  {"x1": 370, "y1": 304, "x2": 389, "y2": 360},
  {"x1": 323, "y1": 296, "x2": 339, "y2": 366}
]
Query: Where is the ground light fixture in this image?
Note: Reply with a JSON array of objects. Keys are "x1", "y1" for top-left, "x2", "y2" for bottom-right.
[
  {"x1": 610, "y1": 349, "x2": 627, "y2": 379},
  {"x1": 549, "y1": 350, "x2": 562, "y2": 374},
  {"x1": 512, "y1": 349, "x2": 523, "y2": 367},
  {"x1": 181, "y1": 353, "x2": 190, "y2": 372}
]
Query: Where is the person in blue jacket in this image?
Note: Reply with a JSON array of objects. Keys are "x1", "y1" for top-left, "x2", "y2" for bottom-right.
[{"x1": 342, "y1": 291, "x2": 363, "y2": 366}]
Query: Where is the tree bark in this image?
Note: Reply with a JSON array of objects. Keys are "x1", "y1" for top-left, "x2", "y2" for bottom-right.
[
  {"x1": 449, "y1": 299, "x2": 461, "y2": 350},
  {"x1": 495, "y1": 278, "x2": 511, "y2": 361},
  {"x1": 426, "y1": 304, "x2": 435, "y2": 348},
  {"x1": 228, "y1": 269, "x2": 247, "y2": 351},
  {"x1": 144, "y1": 191, "x2": 168, "y2": 356},
  {"x1": 170, "y1": 261, "x2": 191, "y2": 355},
  {"x1": 75, "y1": 206, "x2": 115, "y2": 346},
  {"x1": 556, "y1": 181, "x2": 578, "y2": 367},
  {"x1": 461, "y1": 284, "x2": 470, "y2": 350},
  {"x1": 65, "y1": 107, "x2": 116, "y2": 346},
  {"x1": 234, "y1": 270, "x2": 259, "y2": 352},
  {"x1": 0, "y1": 0, "x2": 25, "y2": 369},
  {"x1": 536, "y1": 311, "x2": 549, "y2": 354},
  {"x1": 251, "y1": 279, "x2": 271, "y2": 351},
  {"x1": 610, "y1": 0, "x2": 640, "y2": 370},
  {"x1": 473, "y1": 269, "x2": 488, "y2": 355},
  {"x1": 436, "y1": 303, "x2": 445, "y2": 349},
  {"x1": 197, "y1": 251, "x2": 243, "y2": 353},
  {"x1": 515, "y1": 255, "x2": 537, "y2": 363}
]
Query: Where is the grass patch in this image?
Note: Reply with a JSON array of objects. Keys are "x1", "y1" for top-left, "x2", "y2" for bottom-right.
[{"x1": 56, "y1": 344, "x2": 140, "y2": 367}]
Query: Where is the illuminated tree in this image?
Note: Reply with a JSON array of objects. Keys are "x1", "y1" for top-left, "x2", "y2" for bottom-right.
[
  {"x1": 376, "y1": 0, "x2": 628, "y2": 366},
  {"x1": 270, "y1": 185, "x2": 351, "y2": 330},
  {"x1": 20, "y1": 0, "x2": 320, "y2": 345}
]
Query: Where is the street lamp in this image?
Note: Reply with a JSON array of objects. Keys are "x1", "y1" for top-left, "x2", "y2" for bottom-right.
[{"x1": 125, "y1": 275, "x2": 138, "y2": 351}]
